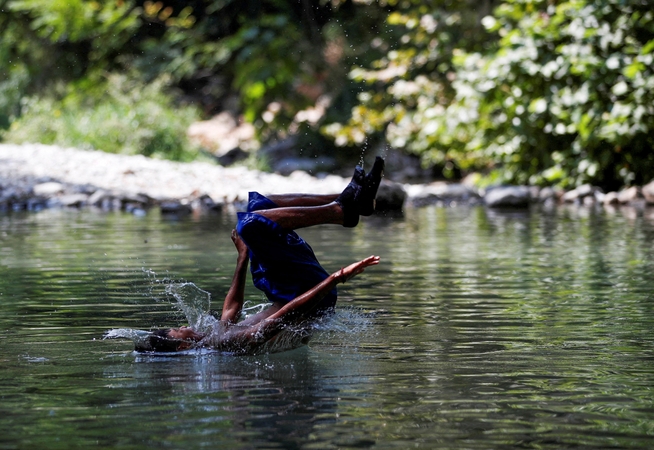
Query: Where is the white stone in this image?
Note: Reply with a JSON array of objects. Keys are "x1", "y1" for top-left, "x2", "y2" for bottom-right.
[
  {"x1": 643, "y1": 180, "x2": 654, "y2": 205},
  {"x1": 33, "y1": 182, "x2": 64, "y2": 196}
]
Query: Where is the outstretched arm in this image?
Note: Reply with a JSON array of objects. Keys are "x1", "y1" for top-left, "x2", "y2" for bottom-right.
[
  {"x1": 268, "y1": 255, "x2": 380, "y2": 321},
  {"x1": 225, "y1": 256, "x2": 379, "y2": 350},
  {"x1": 220, "y1": 229, "x2": 250, "y2": 323},
  {"x1": 220, "y1": 255, "x2": 381, "y2": 347},
  {"x1": 204, "y1": 256, "x2": 379, "y2": 353}
]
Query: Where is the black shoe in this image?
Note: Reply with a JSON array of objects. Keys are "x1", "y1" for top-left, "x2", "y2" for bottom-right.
[
  {"x1": 336, "y1": 166, "x2": 365, "y2": 228},
  {"x1": 360, "y1": 156, "x2": 385, "y2": 216}
]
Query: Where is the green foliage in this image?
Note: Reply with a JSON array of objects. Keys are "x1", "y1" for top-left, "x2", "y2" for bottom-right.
[
  {"x1": 0, "y1": 0, "x2": 142, "y2": 132},
  {"x1": 7, "y1": 0, "x2": 140, "y2": 43},
  {"x1": 137, "y1": 0, "x2": 390, "y2": 142},
  {"x1": 451, "y1": 0, "x2": 654, "y2": 188},
  {"x1": 322, "y1": 0, "x2": 494, "y2": 178},
  {"x1": 325, "y1": 0, "x2": 654, "y2": 189},
  {"x1": 1, "y1": 0, "x2": 141, "y2": 84},
  {"x1": 214, "y1": 14, "x2": 311, "y2": 129},
  {"x1": 2, "y1": 0, "x2": 653, "y2": 187},
  {"x1": 3, "y1": 75, "x2": 202, "y2": 161},
  {"x1": 1, "y1": 0, "x2": 388, "y2": 153}
]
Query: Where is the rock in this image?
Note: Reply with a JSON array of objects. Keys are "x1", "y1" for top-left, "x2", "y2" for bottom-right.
[
  {"x1": 577, "y1": 184, "x2": 597, "y2": 198},
  {"x1": 33, "y1": 181, "x2": 65, "y2": 196},
  {"x1": 216, "y1": 147, "x2": 248, "y2": 166},
  {"x1": 187, "y1": 111, "x2": 256, "y2": 155},
  {"x1": 88, "y1": 189, "x2": 110, "y2": 206},
  {"x1": 561, "y1": 184, "x2": 608, "y2": 205},
  {"x1": 593, "y1": 191, "x2": 605, "y2": 204},
  {"x1": 374, "y1": 181, "x2": 406, "y2": 212},
  {"x1": 131, "y1": 207, "x2": 147, "y2": 217},
  {"x1": 642, "y1": 180, "x2": 654, "y2": 205},
  {"x1": 406, "y1": 182, "x2": 480, "y2": 207},
  {"x1": 191, "y1": 194, "x2": 223, "y2": 212},
  {"x1": 484, "y1": 186, "x2": 531, "y2": 208},
  {"x1": 603, "y1": 191, "x2": 619, "y2": 205},
  {"x1": 562, "y1": 184, "x2": 598, "y2": 203},
  {"x1": 102, "y1": 197, "x2": 123, "y2": 211},
  {"x1": 88, "y1": 190, "x2": 150, "y2": 211},
  {"x1": 561, "y1": 190, "x2": 576, "y2": 203},
  {"x1": 538, "y1": 186, "x2": 556, "y2": 202},
  {"x1": 382, "y1": 148, "x2": 432, "y2": 182},
  {"x1": 7, "y1": 143, "x2": 652, "y2": 216},
  {"x1": 71, "y1": 183, "x2": 97, "y2": 195},
  {"x1": 59, "y1": 194, "x2": 89, "y2": 207},
  {"x1": 583, "y1": 195, "x2": 597, "y2": 206},
  {"x1": 120, "y1": 192, "x2": 151, "y2": 207},
  {"x1": 160, "y1": 201, "x2": 193, "y2": 215},
  {"x1": 617, "y1": 186, "x2": 641, "y2": 204},
  {"x1": 124, "y1": 203, "x2": 147, "y2": 216},
  {"x1": 27, "y1": 197, "x2": 48, "y2": 211},
  {"x1": 0, "y1": 185, "x2": 33, "y2": 211},
  {"x1": 260, "y1": 137, "x2": 340, "y2": 175}
]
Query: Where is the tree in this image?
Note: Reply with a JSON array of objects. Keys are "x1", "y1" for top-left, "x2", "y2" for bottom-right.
[
  {"x1": 1, "y1": 0, "x2": 390, "y2": 153},
  {"x1": 324, "y1": 0, "x2": 654, "y2": 189},
  {"x1": 0, "y1": 0, "x2": 142, "y2": 127}
]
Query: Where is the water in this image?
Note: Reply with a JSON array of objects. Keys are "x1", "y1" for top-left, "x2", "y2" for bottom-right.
[{"x1": 1, "y1": 205, "x2": 654, "y2": 449}]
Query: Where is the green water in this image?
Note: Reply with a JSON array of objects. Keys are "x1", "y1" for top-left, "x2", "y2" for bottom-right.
[{"x1": 1, "y1": 205, "x2": 654, "y2": 449}]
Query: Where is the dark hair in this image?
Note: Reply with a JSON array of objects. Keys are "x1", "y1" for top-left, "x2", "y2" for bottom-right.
[
  {"x1": 134, "y1": 329, "x2": 183, "y2": 353},
  {"x1": 152, "y1": 329, "x2": 172, "y2": 338}
]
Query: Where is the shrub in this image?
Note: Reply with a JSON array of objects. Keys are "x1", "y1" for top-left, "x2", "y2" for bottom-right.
[
  {"x1": 3, "y1": 74, "x2": 202, "y2": 161},
  {"x1": 324, "y1": 0, "x2": 654, "y2": 189}
]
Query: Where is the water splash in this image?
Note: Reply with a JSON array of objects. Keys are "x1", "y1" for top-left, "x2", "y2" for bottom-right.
[
  {"x1": 103, "y1": 328, "x2": 153, "y2": 349},
  {"x1": 311, "y1": 307, "x2": 375, "y2": 343},
  {"x1": 105, "y1": 273, "x2": 375, "y2": 355},
  {"x1": 359, "y1": 141, "x2": 389, "y2": 169},
  {"x1": 359, "y1": 142, "x2": 366, "y2": 167},
  {"x1": 104, "y1": 280, "x2": 218, "y2": 348},
  {"x1": 165, "y1": 282, "x2": 217, "y2": 333}
]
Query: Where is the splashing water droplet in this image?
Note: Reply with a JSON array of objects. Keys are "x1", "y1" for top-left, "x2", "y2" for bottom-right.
[{"x1": 166, "y1": 282, "x2": 217, "y2": 332}]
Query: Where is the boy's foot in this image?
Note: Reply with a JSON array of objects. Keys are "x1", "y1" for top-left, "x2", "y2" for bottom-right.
[
  {"x1": 336, "y1": 166, "x2": 365, "y2": 228},
  {"x1": 360, "y1": 156, "x2": 385, "y2": 216}
]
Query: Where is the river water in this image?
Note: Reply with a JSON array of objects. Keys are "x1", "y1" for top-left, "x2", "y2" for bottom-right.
[{"x1": 1, "y1": 204, "x2": 653, "y2": 449}]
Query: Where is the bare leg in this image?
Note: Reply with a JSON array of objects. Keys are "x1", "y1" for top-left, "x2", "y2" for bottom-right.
[
  {"x1": 255, "y1": 202, "x2": 345, "y2": 230},
  {"x1": 266, "y1": 193, "x2": 338, "y2": 207}
]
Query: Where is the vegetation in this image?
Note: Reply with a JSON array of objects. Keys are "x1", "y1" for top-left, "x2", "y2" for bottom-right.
[
  {"x1": 328, "y1": 0, "x2": 654, "y2": 189},
  {"x1": 1, "y1": 0, "x2": 652, "y2": 188},
  {"x1": 5, "y1": 74, "x2": 203, "y2": 160}
]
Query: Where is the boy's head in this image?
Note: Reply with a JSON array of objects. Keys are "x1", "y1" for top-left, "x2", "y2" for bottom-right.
[{"x1": 134, "y1": 329, "x2": 182, "y2": 352}]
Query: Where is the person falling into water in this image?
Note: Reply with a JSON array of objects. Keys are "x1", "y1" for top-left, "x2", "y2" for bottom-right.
[{"x1": 139, "y1": 157, "x2": 385, "y2": 354}]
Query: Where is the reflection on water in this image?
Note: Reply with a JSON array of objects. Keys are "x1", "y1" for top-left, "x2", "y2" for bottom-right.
[{"x1": 1, "y1": 206, "x2": 654, "y2": 448}]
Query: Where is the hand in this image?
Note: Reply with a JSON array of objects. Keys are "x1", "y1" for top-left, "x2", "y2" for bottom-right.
[
  {"x1": 231, "y1": 229, "x2": 248, "y2": 256},
  {"x1": 336, "y1": 255, "x2": 380, "y2": 284},
  {"x1": 167, "y1": 326, "x2": 204, "y2": 341}
]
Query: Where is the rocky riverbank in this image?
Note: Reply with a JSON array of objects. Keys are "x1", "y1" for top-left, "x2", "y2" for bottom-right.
[
  {"x1": 1, "y1": 143, "x2": 653, "y2": 215},
  {"x1": 0, "y1": 144, "x2": 361, "y2": 214}
]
